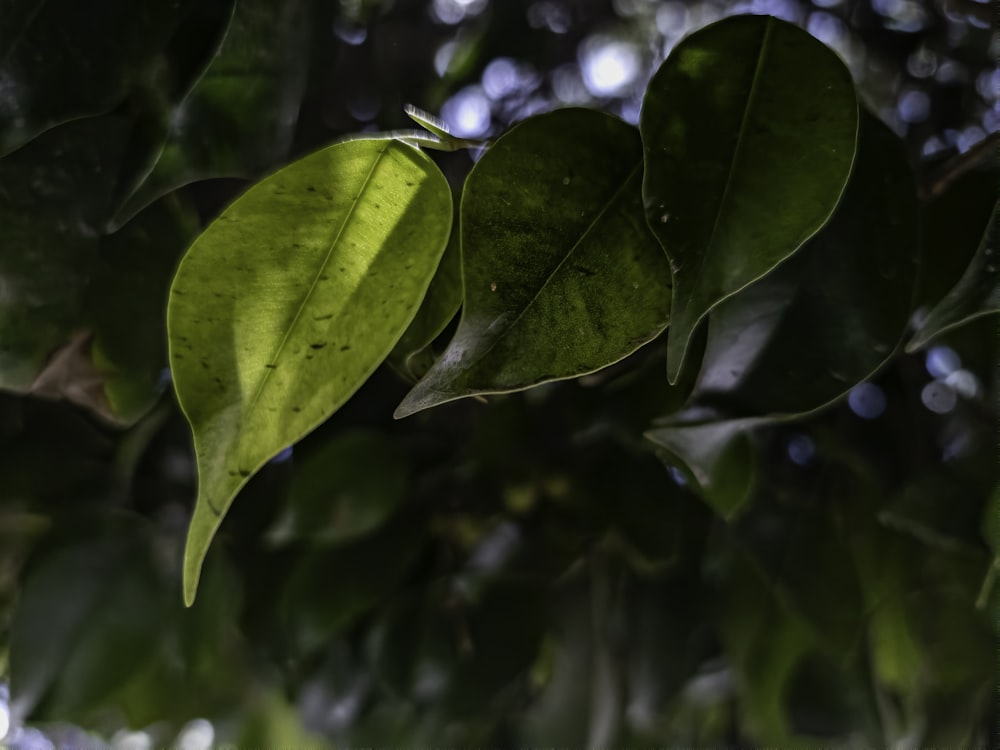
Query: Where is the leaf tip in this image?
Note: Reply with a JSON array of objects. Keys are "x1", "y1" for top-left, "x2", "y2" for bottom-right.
[{"x1": 182, "y1": 560, "x2": 201, "y2": 608}]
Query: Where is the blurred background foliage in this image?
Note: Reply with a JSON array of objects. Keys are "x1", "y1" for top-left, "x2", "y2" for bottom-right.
[{"x1": 0, "y1": 0, "x2": 996, "y2": 746}]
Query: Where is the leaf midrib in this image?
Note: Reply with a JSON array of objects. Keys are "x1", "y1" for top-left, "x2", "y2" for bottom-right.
[
  {"x1": 241, "y1": 141, "x2": 389, "y2": 433},
  {"x1": 460, "y1": 158, "x2": 644, "y2": 373},
  {"x1": 683, "y1": 18, "x2": 774, "y2": 312}
]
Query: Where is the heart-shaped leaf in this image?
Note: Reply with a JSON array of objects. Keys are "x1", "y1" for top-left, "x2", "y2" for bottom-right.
[
  {"x1": 641, "y1": 15, "x2": 858, "y2": 382},
  {"x1": 395, "y1": 108, "x2": 672, "y2": 418},
  {"x1": 168, "y1": 137, "x2": 452, "y2": 605}
]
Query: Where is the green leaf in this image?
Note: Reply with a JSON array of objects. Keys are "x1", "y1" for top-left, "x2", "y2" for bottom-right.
[
  {"x1": 387, "y1": 227, "x2": 463, "y2": 382},
  {"x1": 716, "y1": 548, "x2": 816, "y2": 745},
  {"x1": 86, "y1": 196, "x2": 200, "y2": 424},
  {"x1": 9, "y1": 517, "x2": 169, "y2": 724},
  {"x1": 112, "y1": 0, "x2": 312, "y2": 226},
  {"x1": 914, "y1": 169, "x2": 997, "y2": 311},
  {"x1": 906, "y1": 197, "x2": 999, "y2": 351},
  {"x1": 395, "y1": 108, "x2": 671, "y2": 418},
  {"x1": 640, "y1": 15, "x2": 858, "y2": 383},
  {"x1": 282, "y1": 515, "x2": 425, "y2": 656},
  {"x1": 0, "y1": 0, "x2": 198, "y2": 154},
  {"x1": 168, "y1": 137, "x2": 452, "y2": 605},
  {"x1": 0, "y1": 116, "x2": 198, "y2": 425},
  {"x1": 689, "y1": 112, "x2": 918, "y2": 416},
  {"x1": 646, "y1": 414, "x2": 763, "y2": 518},
  {"x1": 0, "y1": 118, "x2": 119, "y2": 392},
  {"x1": 268, "y1": 429, "x2": 409, "y2": 546}
]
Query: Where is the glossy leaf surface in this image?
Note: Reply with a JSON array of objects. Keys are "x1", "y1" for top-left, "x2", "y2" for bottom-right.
[
  {"x1": 641, "y1": 15, "x2": 858, "y2": 382},
  {"x1": 690, "y1": 113, "x2": 918, "y2": 416},
  {"x1": 169, "y1": 137, "x2": 452, "y2": 605},
  {"x1": 395, "y1": 108, "x2": 671, "y2": 418}
]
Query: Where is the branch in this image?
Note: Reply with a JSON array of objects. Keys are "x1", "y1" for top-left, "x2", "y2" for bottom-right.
[{"x1": 920, "y1": 129, "x2": 1000, "y2": 201}]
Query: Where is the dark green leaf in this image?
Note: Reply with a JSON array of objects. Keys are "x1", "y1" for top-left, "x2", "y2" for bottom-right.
[
  {"x1": 646, "y1": 414, "x2": 763, "y2": 519},
  {"x1": 168, "y1": 137, "x2": 452, "y2": 605},
  {"x1": 113, "y1": 0, "x2": 312, "y2": 226},
  {"x1": 368, "y1": 575, "x2": 546, "y2": 716},
  {"x1": 640, "y1": 15, "x2": 858, "y2": 382},
  {"x1": 86, "y1": 196, "x2": 200, "y2": 424},
  {"x1": 915, "y1": 168, "x2": 997, "y2": 310},
  {"x1": 517, "y1": 563, "x2": 627, "y2": 746},
  {"x1": 0, "y1": 1, "x2": 197, "y2": 154},
  {"x1": 907, "y1": 197, "x2": 999, "y2": 351},
  {"x1": 0, "y1": 116, "x2": 197, "y2": 425},
  {"x1": 395, "y1": 108, "x2": 671, "y2": 418},
  {"x1": 387, "y1": 229, "x2": 463, "y2": 382},
  {"x1": 268, "y1": 429, "x2": 409, "y2": 546},
  {"x1": 689, "y1": 113, "x2": 918, "y2": 416},
  {"x1": 0, "y1": 118, "x2": 121, "y2": 392},
  {"x1": 9, "y1": 517, "x2": 169, "y2": 724},
  {"x1": 716, "y1": 548, "x2": 816, "y2": 745},
  {"x1": 282, "y1": 516, "x2": 425, "y2": 656}
]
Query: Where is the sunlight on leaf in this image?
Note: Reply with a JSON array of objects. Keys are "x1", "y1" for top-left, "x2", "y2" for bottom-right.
[{"x1": 169, "y1": 137, "x2": 452, "y2": 605}]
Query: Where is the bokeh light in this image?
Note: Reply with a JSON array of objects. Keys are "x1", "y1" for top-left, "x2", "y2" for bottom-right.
[
  {"x1": 579, "y1": 37, "x2": 641, "y2": 97},
  {"x1": 787, "y1": 434, "x2": 817, "y2": 466},
  {"x1": 848, "y1": 382, "x2": 887, "y2": 419},
  {"x1": 925, "y1": 345, "x2": 961, "y2": 378},
  {"x1": 441, "y1": 86, "x2": 492, "y2": 137},
  {"x1": 175, "y1": 718, "x2": 215, "y2": 750},
  {"x1": 921, "y1": 380, "x2": 958, "y2": 414}
]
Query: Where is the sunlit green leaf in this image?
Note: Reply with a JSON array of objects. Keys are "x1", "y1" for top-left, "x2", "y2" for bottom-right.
[
  {"x1": 395, "y1": 108, "x2": 671, "y2": 418},
  {"x1": 640, "y1": 15, "x2": 858, "y2": 382},
  {"x1": 907, "y1": 197, "x2": 999, "y2": 351},
  {"x1": 168, "y1": 137, "x2": 452, "y2": 605}
]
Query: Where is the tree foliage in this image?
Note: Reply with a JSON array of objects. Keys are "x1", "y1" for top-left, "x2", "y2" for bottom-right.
[{"x1": 0, "y1": 0, "x2": 996, "y2": 746}]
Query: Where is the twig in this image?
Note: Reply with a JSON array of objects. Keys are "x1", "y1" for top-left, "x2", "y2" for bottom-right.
[{"x1": 920, "y1": 130, "x2": 1000, "y2": 201}]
